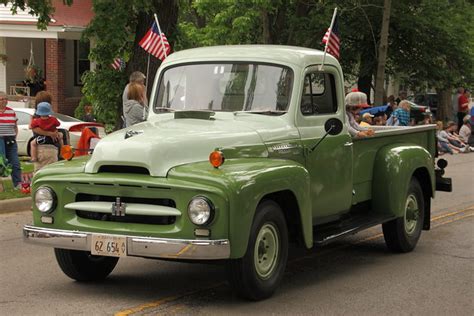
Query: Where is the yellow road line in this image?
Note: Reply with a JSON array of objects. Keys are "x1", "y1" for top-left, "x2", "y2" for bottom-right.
[
  {"x1": 114, "y1": 283, "x2": 223, "y2": 316},
  {"x1": 114, "y1": 205, "x2": 474, "y2": 316},
  {"x1": 432, "y1": 213, "x2": 474, "y2": 228},
  {"x1": 357, "y1": 207, "x2": 474, "y2": 244}
]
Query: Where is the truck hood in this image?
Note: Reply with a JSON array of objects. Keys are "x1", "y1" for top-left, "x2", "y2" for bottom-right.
[{"x1": 84, "y1": 113, "x2": 297, "y2": 177}]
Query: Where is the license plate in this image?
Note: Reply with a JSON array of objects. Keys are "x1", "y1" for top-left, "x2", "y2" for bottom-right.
[{"x1": 91, "y1": 234, "x2": 127, "y2": 257}]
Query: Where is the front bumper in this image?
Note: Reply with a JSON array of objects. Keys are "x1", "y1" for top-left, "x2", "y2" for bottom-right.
[{"x1": 23, "y1": 225, "x2": 230, "y2": 260}]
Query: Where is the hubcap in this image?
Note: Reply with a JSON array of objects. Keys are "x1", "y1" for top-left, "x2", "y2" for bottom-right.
[
  {"x1": 404, "y1": 194, "x2": 419, "y2": 235},
  {"x1": 254, "y1": 223, "x2": 279, "y2": 280}
]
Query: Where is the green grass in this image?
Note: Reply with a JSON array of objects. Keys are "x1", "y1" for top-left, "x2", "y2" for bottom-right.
[
  {"x1": 0, "y1": 161, "x2": 34, "y2": 200},
  {"x1": 22, "y1": 161, "x2": 34, "y2": 174}
]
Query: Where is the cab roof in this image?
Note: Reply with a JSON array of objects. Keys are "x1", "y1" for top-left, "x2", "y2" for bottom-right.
[{"x1": 163, "y1": 45, "x2": 340, "y2": 69}]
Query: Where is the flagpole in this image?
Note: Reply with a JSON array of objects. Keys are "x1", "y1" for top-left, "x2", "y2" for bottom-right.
[
  {"x1": 319, "y1": 7, "x2": 337, "y2": 71},
  {"x1": 145, "y1": 53, "x2": 151, "y2": 87},
  {"x1": 154, "y1": 13, "x2": 168, "y2": 59}
]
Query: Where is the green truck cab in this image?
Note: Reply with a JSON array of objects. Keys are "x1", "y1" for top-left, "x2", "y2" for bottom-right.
[{"x1": 24, "y1": 45, "x2": 452, "y2": 300}]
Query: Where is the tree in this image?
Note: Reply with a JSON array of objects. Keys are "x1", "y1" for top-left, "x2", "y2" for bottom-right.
[
  {"x1": 82, "y1": 0, "x2": 179, "y2": 130},
  {"x1": 179, "y1": 0, "x2": 474, "y2": 114},
  {"x1": 388, "y1": 0, "x2": 474, "y2": 121},
  {"x1": 0, "y1": 0, "x2": 73, "y2": 29}
]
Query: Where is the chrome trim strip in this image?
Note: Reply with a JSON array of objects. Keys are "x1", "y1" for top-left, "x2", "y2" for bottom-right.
[
  {"x1": 64, "y1": 202, "x2": 181, "y2": 216},
  {"x1": 23, "y1": 225, "x2": 230, "y2": 260}
]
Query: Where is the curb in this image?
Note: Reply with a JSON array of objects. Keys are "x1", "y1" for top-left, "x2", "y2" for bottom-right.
[{"x1": 0, "y1": 197, "x2": 32, "y2": 214}]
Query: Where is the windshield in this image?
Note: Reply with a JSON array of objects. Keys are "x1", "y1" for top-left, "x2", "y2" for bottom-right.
[{"x1": 154, "y1": 63, "x2": 293, "y2": 113}]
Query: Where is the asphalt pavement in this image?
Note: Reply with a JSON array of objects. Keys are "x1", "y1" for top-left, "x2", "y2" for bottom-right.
[{"x1": 0, "y1": 153, "x2": 472, "y2": 315}]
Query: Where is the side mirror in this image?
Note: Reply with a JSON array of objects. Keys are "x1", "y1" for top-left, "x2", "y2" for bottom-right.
[
  {"x1": 324, "y1": 118, "x2": 343, "y2": 135},
  {"x1": 310, "y1": 118, "x2": 344, "y2": 153}
]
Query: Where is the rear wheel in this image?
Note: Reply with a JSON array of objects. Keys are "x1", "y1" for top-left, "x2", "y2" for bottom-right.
[
  {"x1": 227, "y1": 200, "x2": 288, "y2": 301},
  {"x1": 54, "y1": 248, "x2": 119, "y2": 281},
  {"x1": 383, "y1": 178, "x2": 425, "y2": 252}
]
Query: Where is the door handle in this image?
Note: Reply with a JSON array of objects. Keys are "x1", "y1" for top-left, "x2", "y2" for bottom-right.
[{"x1": 344, "y1": 142, "x2": 353, "y2": 147}]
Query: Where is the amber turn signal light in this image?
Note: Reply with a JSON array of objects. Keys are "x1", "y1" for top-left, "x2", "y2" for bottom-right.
[
  {"x1": 60, "y1": 145, "x2": 74, "y2": 161},
  {"x1": 209, "y1": 150, "x2": 224, "y2": 168}
]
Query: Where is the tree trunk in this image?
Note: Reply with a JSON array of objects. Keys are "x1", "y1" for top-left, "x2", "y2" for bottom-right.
[
  {"x1": 436, "y1": 88, "x2": 452, "y2": 123},
  {"x1": 287, "y1": 0, "x2": 308, "y2": 45},
  {"x1": 374, "y1": 0, "x2": 391, "y2": 106},
  {"x1": 358, "y1": 75, "x2": 372, "y2": 103},
  {"x1": 115, "y1": 0, "x2": 178, "y2": 130},
  {"x1": 261, "y1": 9, "x2": 272, "y2": 44}
]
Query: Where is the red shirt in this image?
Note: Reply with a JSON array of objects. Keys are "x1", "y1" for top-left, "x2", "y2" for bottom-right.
[
  {"x1": 31, "y1": 116, "x2": 60, "y2": 132},
  {"x1": 458, "y1": 94, "x2": 469, "y2": 112}
]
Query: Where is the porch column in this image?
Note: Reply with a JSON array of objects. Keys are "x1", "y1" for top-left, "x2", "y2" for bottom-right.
[
  {"x1": 45, "y1": 38, "x2": 65, "y2": 113},
  {"x1": 0, "y1": 37, "x2": 6, "y2": 93}
]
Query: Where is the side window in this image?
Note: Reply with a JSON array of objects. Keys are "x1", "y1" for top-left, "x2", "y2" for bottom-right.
[
  {"x1": 15, "y1": 111, "x2": 31, "y2": 125},
  {"x1": 300, "y1": 72, "x2": 337, "y2": 115}
]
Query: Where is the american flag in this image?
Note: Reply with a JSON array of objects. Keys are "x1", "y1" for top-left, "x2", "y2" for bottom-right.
[
  {"x1": 111, "y1": 57, "x2": 125, "y2": 71},
  {"x1": 139, "y1": 21, "x2": 171, "y2": 61},
  {"x1": 322, "y1": 14, "x2": 340, "y2": 59}
]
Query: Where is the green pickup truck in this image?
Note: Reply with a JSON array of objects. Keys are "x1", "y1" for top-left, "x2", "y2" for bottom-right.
[{"x1": 24, "y1": 45, "x2": 452, "y2": 300}]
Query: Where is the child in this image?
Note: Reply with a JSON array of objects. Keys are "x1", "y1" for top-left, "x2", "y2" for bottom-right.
[
  {"x1": 391, "y1": 100, "x2": 411, "y2": 126},
  {"x1": 30, "y1": 102, "x2": 63, "y2": 162}
]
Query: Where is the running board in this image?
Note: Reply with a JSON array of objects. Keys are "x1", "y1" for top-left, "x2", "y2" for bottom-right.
[{"x1": 313, "y1": 214, "x2": 396, "y2": 245}]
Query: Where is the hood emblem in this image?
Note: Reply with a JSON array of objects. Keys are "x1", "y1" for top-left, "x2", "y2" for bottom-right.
[
  {"x1": 125, "y1": 130, "x2": 144, "y2": 139},
  {"x1": 111, "y1": 197, "x2": 126, "y2": 216}
]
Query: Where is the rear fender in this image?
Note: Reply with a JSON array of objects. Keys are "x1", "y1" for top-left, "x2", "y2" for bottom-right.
[{"x1": 372, "y1": 144, "x2": 434, "y2": 218}]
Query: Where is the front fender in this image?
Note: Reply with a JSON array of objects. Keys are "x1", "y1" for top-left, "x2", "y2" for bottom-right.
[
  {"x1": 169, "y1": 158, "x2": 312, "y2": 258},
  {"x1": 372, "y1": 144, "x2": 434, "y2": 217}
]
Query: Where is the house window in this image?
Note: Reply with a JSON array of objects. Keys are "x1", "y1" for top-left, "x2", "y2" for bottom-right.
[{"x1": 75, "y1": 41, "x2": 90, "y2": 85}]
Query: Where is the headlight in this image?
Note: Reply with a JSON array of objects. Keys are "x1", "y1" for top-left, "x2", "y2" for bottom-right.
[
  {"x1": 188, "y1": 196, "x2": 214, "y2": 226},
  {"x1": 34, "y1": 187, "x2": 56, "y2": 213}
]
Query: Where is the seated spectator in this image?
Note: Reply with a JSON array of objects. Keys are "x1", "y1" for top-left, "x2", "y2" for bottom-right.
[
  {"x1": 458, "y1": 115, "x2": 472, "y2": 144},
  {"x1": 29, "y1": 102, "x2": 64, "y2": 162},
  {"x1": 443, "y1": 121, "x2": 473, "y2": 153},
  {"x1": 82, "y1": 104, "x2": 96, "y2": 122},
  {"x1": 359, "y1": 113, "x2": 374, "y2": 127},
  {"x1": 419, "y1": 111, "x2": 433, "y2": 125},
  {"x1": 392, "y1": 100, "x2": 411, "y2": 126},
  {"x1": 373, "y1": 114, "x2": 385, "y2": 126},
  {"x1": 436, "y1": 121, "x2": 458, "y2": 154},
  {"x1": 345, "y1": 90, "x2": 374, "y2": 138}
]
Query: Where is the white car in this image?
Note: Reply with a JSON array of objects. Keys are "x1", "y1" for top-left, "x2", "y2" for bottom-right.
[{"x1": 15, "y1": 108, "x2": 106, "y2": 156}]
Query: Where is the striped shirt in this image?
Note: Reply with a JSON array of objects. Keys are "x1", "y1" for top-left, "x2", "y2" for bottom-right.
[{"x1": 0, "y1": 106, "x2": 17, "y2": 136}]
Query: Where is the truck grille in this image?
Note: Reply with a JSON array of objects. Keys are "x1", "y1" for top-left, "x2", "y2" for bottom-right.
[{"x1": 75, "y1": 193, "x2": 177, "y2": 225}]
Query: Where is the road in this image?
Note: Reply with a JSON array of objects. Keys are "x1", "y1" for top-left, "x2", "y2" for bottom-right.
[{"x1": 1, "y1": 154, "x2": 473, "y2": 315}]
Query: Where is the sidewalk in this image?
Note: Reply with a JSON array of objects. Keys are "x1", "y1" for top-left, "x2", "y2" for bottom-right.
[{"x1": 0, "y1": 197, "x2": 31, "y2": 214}]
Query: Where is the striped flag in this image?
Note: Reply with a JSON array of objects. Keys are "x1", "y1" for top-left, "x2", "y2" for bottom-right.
[
  {"x1": 111, "y1": 57, "x2": 125, "y2": 71},
  {"x1": 138, "y1": 21, "x2": 170, "y2": 61},
  {"x1": 322, "y1": 14, "x2": 340, "y2": 59}
]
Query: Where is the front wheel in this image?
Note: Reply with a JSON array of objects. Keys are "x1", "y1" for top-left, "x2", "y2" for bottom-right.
[
  {"x1": 383, "y1": 178, "x2": 425, "y2": 252},
  {"x1": 227, "y1": 200, "x2": 288, "y2": 301},
  {"x1": 54, "y1": 248, "x2": 119, "y2": 281}
]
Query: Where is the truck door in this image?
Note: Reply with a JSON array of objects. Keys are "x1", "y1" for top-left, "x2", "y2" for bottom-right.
[{"x1": 296, "y1": 67, "x2": 353, "y2": 223}]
